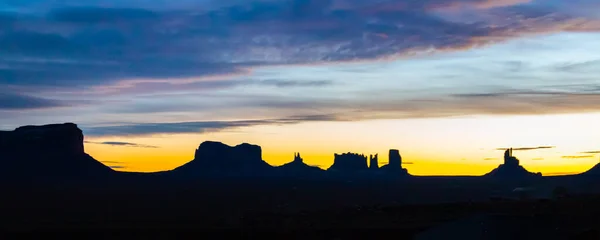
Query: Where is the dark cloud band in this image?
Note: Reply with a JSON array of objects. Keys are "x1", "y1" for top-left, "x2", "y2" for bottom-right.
[
  {"x1": 82, "y1": 114, "x2": 338, "y2": 136},
  {"x1": 0, "y1": 0, "x2": 597, "y2": 90},
  {"x1": 0, "y1": 93, "x2": 64, "y2": 110},
  {"x1": 84, "y1": 141, "x2": 159, "y2": 148},
  {"x1": 496, "y1": 146, "x2": 555, "y2": 151}
]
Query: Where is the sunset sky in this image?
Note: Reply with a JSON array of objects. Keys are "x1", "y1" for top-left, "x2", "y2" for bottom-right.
[{"x1": 2, "y1": 0, "x2": 600, "y2": 175}]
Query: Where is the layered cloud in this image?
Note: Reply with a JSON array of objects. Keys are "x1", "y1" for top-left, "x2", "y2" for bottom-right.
[
  {"x1": 0, "y1": 93, "x2": 65, "y2": 110},
  {"x1": 84, "y1": 141, "x2": 159, "y2": 148},
  {"x1": 561, "y1": 155, "x2": 594, "y2": 159},
  {"x1": 1, "y1": 0, "x2": 598, "y2": 89},
  {"x1": 2, "y1": 0, "x2": 600, "y2": 132},
  {"x1": 497, "y1": 146, "x2": 555, "y2": 151},
  {"x1": 82, "y1": 114, "x2": 338, "y2": 136}
]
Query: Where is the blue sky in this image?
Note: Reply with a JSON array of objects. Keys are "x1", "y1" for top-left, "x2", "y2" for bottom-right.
[
  {"x1": 1, "y1": 0, "x2": 600, "y2": 136},
  {"x1": 4, "y1": 0, "x2": 600, "y2": 175}
]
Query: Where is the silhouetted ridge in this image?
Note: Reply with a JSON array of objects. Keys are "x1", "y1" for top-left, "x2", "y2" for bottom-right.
[
  {"x1": 580, "y1": 157, "x2": 600, "y2": 176},
  {"x1": 172, "y1": 141, "x2": 271, "y2": 175},
  {"x1": 278, "y1": 153, "x2": 323, "y2": 173},
  {"x1": 484, "y1": 148, "x2": 541, "y2": 179},
  {"x1": 0, "y1": 123, "x2": 113, "y2": 181}
]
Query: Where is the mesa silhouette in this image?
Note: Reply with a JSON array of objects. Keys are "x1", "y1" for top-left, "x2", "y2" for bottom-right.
[
  {"x1": 6, "y1": 123, "x2": 600, "y2": 238},
  {"x1": 2, "y1": 122, "x2": 598, "y2": 183},
  {"x1": 0, "y1": 123, "x2": 114, "y2": 182}
]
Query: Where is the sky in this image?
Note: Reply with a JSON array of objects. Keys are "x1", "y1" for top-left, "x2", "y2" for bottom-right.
[{"x1": 2, "y1": 0, "x2": 600, "y2": 176}]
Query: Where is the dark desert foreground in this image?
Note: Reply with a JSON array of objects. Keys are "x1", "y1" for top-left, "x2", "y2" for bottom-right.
[
  {"x1": 3, "y1": 176, "x2": 600, "y2": 239},
  {"x1": 3, "y1": 123, "x2": 600, "y2": 239}
]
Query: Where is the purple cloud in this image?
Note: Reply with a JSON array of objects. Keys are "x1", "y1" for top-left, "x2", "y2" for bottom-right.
[{"x1": 0, "y1": 0, "x2": 597, "y2": 93}]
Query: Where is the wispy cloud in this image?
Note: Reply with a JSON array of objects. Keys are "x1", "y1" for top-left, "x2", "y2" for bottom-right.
[
  {"x1": 581, "y1": 150, "x2": 600, "y2": 154},
  {"x1": 89, "y1": 79, "x2": 335, "y2": 96},
  {"x1": 0, "y1": 93, "x2": 65, "y2": 110},
  {"x1": 562, "y1": 155, "x2": 595, "y2": 159},
  {"x1": 100, "y1": 161, "x2": 124, "y2": 164},
  {"x1": 84, "y1": 141, "x2": 159, "y2": 148},
  {"x1": 496, "y1": 146, "x2": 555, "y2": 151},
  {"x1": 108, "y1": 166, "x2": 126, "y2": 169},
  {"x1": 545, "y1": 172, "x2": 580, "y2": 176},
  {"x1": 82, "y1": 114, "x2": 338, "y2": 136}
]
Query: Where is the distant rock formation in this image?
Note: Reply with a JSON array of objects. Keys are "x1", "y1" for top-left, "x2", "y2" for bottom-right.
[
  {"x1": 484, "y1": 149, "x2": 542, "y2": 179},
  {"x1": 369, "y1": 154, "x2": 379, "y2": 169},
  {"x1": 172, "y1": 141, "x2": 272, "y2": 175},
  {"x1": 504, "y1": 148, "x2": 519, "y2": 167},
  {"x1": 328, "y1": 152, "x2": 369, "y2": 172},
  {"x1": 579, "y1": 157, "x2": 600, "y2": 177},
  {"x1": 380, "y1": 149, "x2": 409, "y2": 175},
  {"x1": 0, "y1": 123, "x2": 113, "y2": 181},
  {"x1": 388, "y1": 149, "x2": 402, "y2": 168},
  {"x1": 278, "y1": 152, "x2": 323, "y2": 174}
]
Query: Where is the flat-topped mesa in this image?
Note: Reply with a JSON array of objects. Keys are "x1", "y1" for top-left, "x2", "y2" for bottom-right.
[
  {"x1": 0, "y1": 123, "x2": 113, "y2": 180},
  {"x1": 9, "y1": 123, "x2": 84, "y2": 156},
  {"x1": 173, "y1": 141, "x2": 272, "y2": 174},
  {"x1": 328, "y1": 152, "x2": 369, "y2": 172}
]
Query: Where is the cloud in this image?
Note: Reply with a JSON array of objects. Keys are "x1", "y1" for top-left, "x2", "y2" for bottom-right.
[
  {"x1": 360, "y1": 91, "x2": 600, "y2": 119},
  {"x1": 497, "y1": 146, "x2": 555, "y2": 151},
  {"x1": 545, "y1": 172, "x2": 579, "y2": 176},
  {"x1": 555, "y1": 60, "x2": 600, "y2": 73},
  {"x1": 71, "y1": 88, "x2": 600, "y2": 132},
  {"x1": 532, "y1": 158, "x2": 544, "y2": 161},
  {"x1": 561, "y1": 155, "x2": 595, "y2": 159},
  {"x1": 257, "y1": 79, "x2": 333, "y2": 88},
  {"x1": 0, "y1": 93, "x2": 65, "y2": 110},
  {"x1": 581, "y1": 151, "x2": 600, "y2": 154},
  {"x1": 330, "y1": 0, "x2": 533, "y2": 11},
  {"x1": 85, "y1": 141, "x2": 159, "y2": 148},
  {"x1": 128, "y1": 87, "x2": 600, "y2": 119},
  {"x1": 0, "y1": 0, "x2": 598, "y2": 92},
  {"x1": 48, "y1": 7, "x2": 159, "y2": 23},
  {"x1": 99, "y1": 161, "x2": 124, "y2": 164},
  {"x1": 484, "y1": 158, "x2": 498, "y2": 160},
  {"x1": 82, "y1": 114, "x2": 338, "y2": 136},
  {"x1": 90, "y1": 78, "x2": 335, "y2": 96},
  {"x1": 108, "y1": 166, "x2": 126, "y2": 169}
]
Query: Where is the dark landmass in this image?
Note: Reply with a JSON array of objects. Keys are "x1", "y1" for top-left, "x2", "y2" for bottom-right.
[
  {"x1": 484, "y1": 148, "x2": 542, "y2": 179},
  {"x1": 3, "y1": 123, "x2": 600, "y2": 239},
  {"x1": 171, "y1": 141, "x2": 272, "y2": 177},
  {"x1": 0, "y1": 123, "x2": 114, "y2": 183}
]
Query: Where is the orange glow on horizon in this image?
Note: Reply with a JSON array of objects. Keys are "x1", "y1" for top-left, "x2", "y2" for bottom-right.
[{"x1": 84, "y1": 113, "x2": 600, "y2": 176}]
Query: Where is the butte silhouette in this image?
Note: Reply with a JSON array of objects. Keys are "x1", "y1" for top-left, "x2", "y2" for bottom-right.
[
  {"x1": 170, "y1": 141, "x2": 272, "y2": 177},
  {"x1": 0, "y1": 123, "x2": 114, "y2": 182},
  {"x1": 484, "y1": 148, "x2": 541, "y2": 179},
  {"x1": 11, "y1": 122, "x2": 600, "y2": 183}
]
